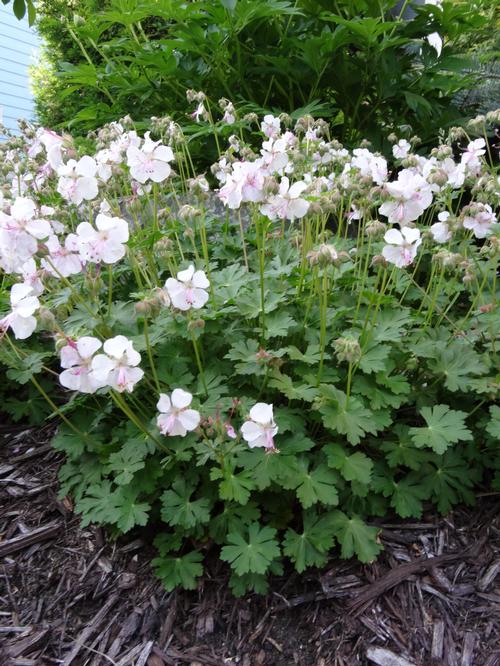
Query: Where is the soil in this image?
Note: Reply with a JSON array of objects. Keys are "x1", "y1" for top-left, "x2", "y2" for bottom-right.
[{"x1": 0, "y1": 421, "x2": 499, "y2": 666}]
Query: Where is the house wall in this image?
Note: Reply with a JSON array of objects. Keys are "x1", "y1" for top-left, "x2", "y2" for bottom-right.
[{"x1": 0, "y1": 4, "x2": 39, "y2": 135}]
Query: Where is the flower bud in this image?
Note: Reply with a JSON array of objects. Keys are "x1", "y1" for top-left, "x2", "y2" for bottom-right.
[
  {"x1": 135, "y1": 300, "x2": 153, "y2": 316},
  {"x1": 243, "y1": 112, "x2": 258, "y2": 125},
  {"x1": 486, "y1": 109, "x2": 500, "y2": 124},
  {"x1": 153, "y1": 237, "x2": 174, "y2": 258},
  {"x1": 38, "y1": 308, "x2": 56, "y2": 330},
  {"x1": 279, "y1": 113, "x2": 292, "y2": 127},
  {"x1": 371, "y1": 254, "x2": 388, "y2": 268},
  {"x1": 178, "y1": 204, "x2": 201, "y2": 220},
  {"x1": 188, "y1": 318, "x2": 205, "y2": 331},
  {"x1": 365, "y1": 220, "x2": 386, "y2": 238},
  {"x1": 333, "y1": 337, "x2": 362, "y2": 364}
]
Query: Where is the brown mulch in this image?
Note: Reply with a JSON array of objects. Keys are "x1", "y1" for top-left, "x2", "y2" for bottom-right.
[{"x1": 0, "y1": 422, "x2": 499, "y2": 666}]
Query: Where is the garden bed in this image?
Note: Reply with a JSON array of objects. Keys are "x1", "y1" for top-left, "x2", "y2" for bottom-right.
[{"x1": 1, "y1": 422, "x2": 499, "y2": 666}]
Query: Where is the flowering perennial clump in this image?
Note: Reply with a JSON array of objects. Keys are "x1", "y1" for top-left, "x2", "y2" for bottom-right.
[{"x1": 0, "y1": 104, "x2": 499, "y2": 595}]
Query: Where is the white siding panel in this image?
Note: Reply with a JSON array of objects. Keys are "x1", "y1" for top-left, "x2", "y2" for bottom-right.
[{"x1": 0, "y1": 4, "x2": 39, "y2": 135}]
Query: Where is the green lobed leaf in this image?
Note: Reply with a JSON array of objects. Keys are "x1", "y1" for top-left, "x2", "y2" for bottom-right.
[
  {"x1": 409, "y1": 404, "x2": 473, "y2": 455},
  {"x1": 220, "y1": 522, "x2": 280, "y2": 575},
  {"x1": 153, "y1": 551, "x2": 203, "y2": 591},
  {"x1": 324, "y1": 443, "x2": 373, "y2": 484},
  {"x1": 329, "y1": 511, "x2": 382, "y2": 563}
]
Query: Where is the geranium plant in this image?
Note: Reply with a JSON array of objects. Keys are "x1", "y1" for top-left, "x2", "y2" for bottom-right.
[{"x1": 0, "y1": 107, "x2": 499, "y2": 595}]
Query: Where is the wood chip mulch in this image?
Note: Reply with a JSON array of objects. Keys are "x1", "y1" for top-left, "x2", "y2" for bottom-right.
[{"x1": 0, "y1": 422, "x2": 499, "y2": 666}]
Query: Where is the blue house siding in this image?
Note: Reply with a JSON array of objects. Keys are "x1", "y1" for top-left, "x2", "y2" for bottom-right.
[{"x1": 0, "y1": 5, "x2": 39, "y2": 134}]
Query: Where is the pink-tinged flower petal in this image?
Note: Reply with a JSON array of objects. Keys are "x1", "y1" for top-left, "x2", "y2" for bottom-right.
[
  {"x1": 60, "y1": 345, "x2": 81, "y2": 369},
  {"x1": 169, "y1": 290, "x2": 192, "y2": 311},
  {"x1": 76, "y1": 336, "x2": 102, "y2": 359},
  {"x1": 177, "y1": 265, "x2": 195, "y2": 283},
  {"x1": 157, "y1": 412, "x2": 175, "y2": 435},
  {"x1": 59, "y1": 368, "x2": 83, "y2": 391},
  {"x1": 10, "y1": 314, "x2": 37, "y2": 340},
  {"x1": 11, "y1": 197, "x2": 36, "y2": 221},
  {"x1": 287, "y1": 198, "x2": 309, "y2": 220},
  {"x1": 177, "y1": 409, "x2": 200, "y2": 432},
  {"x1": 241, "y1": 420, "x2": 264, "y2": 442},
  {"x1": 384, "y1": 228, "x2": 404, "y2": 245},
  {"x1": 75, "y1": 222, "x2": 96, "y2": 242},
  {"x1": 430, "y1": 222, "x2": 451, "y2": 243},
  {"x1": 154, "y1": 145, "x2": 174, "y2": 162},
  {"x1": 119, "y1": 366, "x2": 144, "y2": 392},
  {"x1": 10, "y1": 283, "x2": 34, "y2": 306},
  {"x1": 382, "y1": 245, "x2": 406, "y2": 268},
  {"x1": 288, "y1": 181, "x2": 308, "y2": 198},
  {"x1": 76, "y1": 176, "x2": 99, "y2": 201},
  {"x1": 190, "y1": 288, "x2": 209, "y2": 310},
  {"x1": 401, "y1": 226, "x2": 421, "y2": 244},
  {"x1": 278, "y1": 176, "x2": 290, "y2": 196},
  {"x1": 24, "y1": 217, "x2": 51, "y2": 240},
  {"x1": 14, "y1": 294, "x2": 39, "y2": 318},
  {"x1": 192, "y1": 270, "x2": 210, "y2": 289},
  {"x1": 100, "y1": 240, "x2": 127, "y2": 264},
  {"x1": 157, "y1": 393, "x2": 172, "y2": 413},
  {"x1": 76, "y1": 156, "x2": 98, "y2": 178},
  {"x1": 103, "y1": 335, "x2": 130, "y2": 359},
  {"x1": 90, "y1": 354, "x2": 115, "y2": 382},
  {"x1": 171, "y1": 388, "x2": 193, "y2": 410},
  {"x1": 149, "y1": 160, "x2": 171, "y2": 183},
  {"x1": 249, "y1": 402, "x2": 274, "y2": 424}
]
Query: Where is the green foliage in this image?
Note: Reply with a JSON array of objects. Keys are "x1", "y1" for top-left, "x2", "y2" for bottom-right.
[
  {"x1": 1, "y1": 104, "x2": 499, "y2": 599},
  {"x1": 221, "y1": 523, "x2": 280, "y2": 575},
  {"x1": 409, "y1": 405, "x2": 473, "y2": 455},
  {"x1": 31, "y1": 0, "x2": 491, "y2": 150}
]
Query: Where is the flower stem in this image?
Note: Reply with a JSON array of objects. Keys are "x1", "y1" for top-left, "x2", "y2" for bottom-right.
[
  {"x1": 143, "y1": 317, "x2": 161, "y2": 394},
  {"x1": 190, "y1": 328, "x2": 208, "y2": 396}
]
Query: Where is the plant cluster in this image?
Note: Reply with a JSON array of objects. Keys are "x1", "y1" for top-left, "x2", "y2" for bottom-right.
[
  {"x1": 0, "y1": 106, "x2": 499, "y2": 595},
  {"x1": 30, "y1": 0, "x2": 491, "y2": 151}
]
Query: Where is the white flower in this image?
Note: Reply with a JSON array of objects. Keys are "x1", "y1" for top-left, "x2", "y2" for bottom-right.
[
  {"x1": 260, "y1": 137, "x2": 289, "y2": 174},
  {"x1": 392, "y1": 139, "x2": 411, "y2": 160},
  {"x1": 260, "y1": 177, "x2": 309, "y2": 221},
  {"x1": 430, "y1": 212, "x2": 452, "y2": 243},
  {"x1": 42, "y1": 234, "x2": 83, "y2": 277},
  {"x1": 218, "y1": 161, "x2": 266, "y2": 209},
  {"x1": 156, "y1": 389, "x2": 200, "y2": 437},
  {"x1": 59, "y1": 336, "x2": 105, "y2": 394},
  {"x1": 165, "y1": 265, "x2": 210, "y2": 311},
  {"x1": 192, "y1": 101, "x2": 208, "y2": 123},
  {"x1": 351, "y1": 148, "x2": 388, "y2": 185},
  {"x1": 461, "y1": 138, "x2": 486, "y2": 175},
  {"x1": 463, "y1": 203, "x2": 497, "y2": 239},
  {"x1": 222, "y1": 103, "x2": 236, "y2": 125},
  {"x1": 0, "y1": 283, "x2": 39, "y2": 340},
  {"x1": 126, "y1": 133, "x2": 174, "y2": 183},
  {"x1": 382, "y1": 227, "x2": 422, "y2": 268},
  {"x1": 379, "y1": 170, "x2": 433, "y2": 225},
  {"x1": 0, "y1": 197, "x2": 51, "y2": 240},
  {"x1": 57, "y1": 156, "x2": 99, "y2": 205},
  {"x1": 90, "y1": 335, "x2": 144, "y2": 393},
  {"x1": 75, "y1": 214, "x2": 129, "y2": 264},
  {"x1": 0, "y1": 228, "x2": 37, "y2": 273},
  {"x1": 241, "y1": 402, "x2": 278, "y2": 451},
  {"x1": 18, "y1": 258, "x2": 44, "y2": 295},
  {"x1": 261, "y1": 114, "x2": 281, "y2": 139}
]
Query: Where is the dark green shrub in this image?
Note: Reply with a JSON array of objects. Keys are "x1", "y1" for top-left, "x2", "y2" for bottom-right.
[{"x1": 32, "y1": 0, "x2": 489, "y2": 148}]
